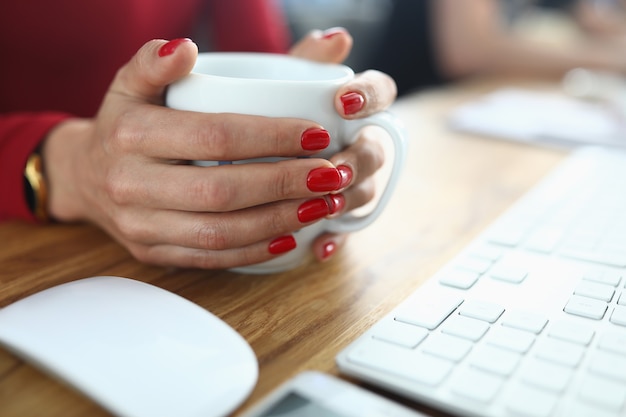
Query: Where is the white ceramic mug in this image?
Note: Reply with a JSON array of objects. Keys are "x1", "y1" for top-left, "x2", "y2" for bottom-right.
[{"x1": 166, "y1": 52, "x2": 407, "y2": 274}]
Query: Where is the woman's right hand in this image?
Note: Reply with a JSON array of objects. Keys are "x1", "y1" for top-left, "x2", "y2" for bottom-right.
[{"x1": 42, "y1": 39, "x2": 351, "y2": 269}]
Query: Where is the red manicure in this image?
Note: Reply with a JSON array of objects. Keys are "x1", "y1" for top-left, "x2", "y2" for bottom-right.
[
  {"x1": 328, "y1": 194, "x2": 346, "y2": 215},
  {"x1": 158, "y1": 38, "x2": 191, "y2": 57},
  {"x1": 298, "y1": 198, "x2": 331, "y2": 223},
  {"x1": 268, "y1": 235, "x2": 297, "y2": 255},
  {"x1": 321, "y1": 241, "x2": 337, "y2": 260},
  {"x1": 341, "y1": 92, "x2": 365, "y2": 115},
  {"x1": 322, "y1": 27, "x2": 347, "y2": 39},
  {"x1": 307, "y1": 168, "x2": 341, "y2": 192},
  {"x1": 301, "y1": 128, "x2": 330, "y2": 151},
  {"x1": 337, "y1": 165, "x2": 353, "y2": 189}
]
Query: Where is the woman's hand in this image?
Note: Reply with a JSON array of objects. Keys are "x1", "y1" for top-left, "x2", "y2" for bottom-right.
[
  {"x1": 42, "y1": 31, "x2": 397, "y2": 269},
  {"x1": 290, "y1": 28, "x2": 398, "y2": 261}
]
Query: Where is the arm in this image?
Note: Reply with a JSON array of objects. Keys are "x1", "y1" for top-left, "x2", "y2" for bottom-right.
[
  {"x1": 572, "y1": 0, "x2": 626, "y2": 51},
  {"x1": 434, "y1": 0, "x2": 626, "y2": 80}
]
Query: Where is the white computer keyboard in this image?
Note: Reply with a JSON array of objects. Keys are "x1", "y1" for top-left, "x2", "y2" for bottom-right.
[{"x1": 336, "y1": 147, "x2": 626, "y2": 417}]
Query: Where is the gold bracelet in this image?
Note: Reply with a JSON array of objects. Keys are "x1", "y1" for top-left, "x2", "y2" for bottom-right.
[{"x1": 24, "y1": 151, "x2": 49, "y2": 222}]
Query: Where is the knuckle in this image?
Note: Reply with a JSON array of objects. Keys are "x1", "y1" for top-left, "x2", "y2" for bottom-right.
[
  {"x1": 351, "y1": 70, "x2": 396, "y2": 112},
  {"x1": 195, "y1": 122, "x2": 231, "y2": 160},
  {"x1": 193, "y1": 220, "x2": 229, "y2": 250},
  {"x1": 189, "y1": 177, "x2": 235, "y2": 211},
  {"x1": 192, "y1": 251, "x2": 234, "y2": 270},
  {"x1": 103, "y1": 168, "x2": 134, "y2": 205},
  {"x1": 263, "y1": 207, "x2": 292, "y2": 235},
  {"x1": 112, "y1": 211, "x2": 146, "y2": 242},
  {"x1": 107, "y1": 109, "x2": 145, "y2": 153},
  {"x1": 269, "y1": 164, "x2": 299, "y2": 199}
]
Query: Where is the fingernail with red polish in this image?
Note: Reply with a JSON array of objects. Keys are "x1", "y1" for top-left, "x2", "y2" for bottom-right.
[
  {"x1": 298, "y1": 198, "x2": 331, "y2": 223},
  {"x1": 322, "y1": 27, "x2": 346, "y2": 39},
  {"x1": 321, "y1": 240, "x2": 337, "y2": 260},
  {"x1": 158, "y1": 38, "x2": 191, "y2": 57},
  {"x1": 328, "y1": 194, "x2": 346, "y2": 215},
  {"x1": 307, "y1": 167, "x2": 341, "y2": 192},
  {"x1": 337, "y1": 165, "x2": 353, "y2": 189},
  {"x1": 268, "y1": 235, "x2": 297, "y2": 255},
  {"x1": 341, "y1": 92, "x2": 365, "y2": 115},
  {"x1": 301, "y1": 128, "x2": 330, "y2": 151}
]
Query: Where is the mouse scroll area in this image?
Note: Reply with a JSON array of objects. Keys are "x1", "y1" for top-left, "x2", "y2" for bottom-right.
[{"x1": 0, "y1": 276, "x2": 258, "y2": 417}]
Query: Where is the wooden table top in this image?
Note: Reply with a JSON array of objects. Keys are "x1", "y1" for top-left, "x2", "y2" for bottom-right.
[{"x1": 0, "y1": 76, "x2": 568, "y2": 417}]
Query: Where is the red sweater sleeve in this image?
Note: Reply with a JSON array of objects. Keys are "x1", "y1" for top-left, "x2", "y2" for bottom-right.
[
  {"x1": 0, "y1": 113, "x2": 72, "y2": 222},
  {"x1": 208, "y1": 0, "x2": 291, "y2": 53}
]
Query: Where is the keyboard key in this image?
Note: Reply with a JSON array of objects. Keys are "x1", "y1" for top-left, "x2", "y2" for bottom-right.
[
  {"x1": 574, "y1": 281, "x2": 615, "y2": 302},
  {"x1": 534, "y1": 338, "x2": 585, "y2": 368},
  {"x1": 598, "y1": 331, "x2": 626, "y2": 356},
  {"x1": 395, "y1": 295, "x2": 463, "y2": 330},
  {"x1": 484, "y1": 326, "x2": 535, "y2": 353},
  {"x1": 524, "y1": 228, "x2": 562, "y2": 253},
  {"x1": 501, "y1": 310, "x2": 548, "y2": 334},
  {"x1": 609, "y1": 305, "x2": 626, "y2": 327},
  {"x1": 371, "y1": 320, "x2": 428, "y2": 348},
  {"x1": 560, "y1": 248, "x2": 626, "y2": 268},
  {"x1": 454, "y1": 256, "x2": 493, "y2": 274},
  {"x1": 564, "y1": 295, "x2": 607, "y2": 320},
  {"x1": 486, "y1": 225, "x2": 526, "y2": 247},
  {"x1": 588, "y1": 351, "x2": 626, "y2": 383},
  {"x1": 449, "y1": 367, "x2": 504, "y2": 403},
  {"x1": 564, "y1": 402, "x2": 622, "y2": 417},
  {"x1": 519, "y1": 358, "x2": 573, "y2": 393},
  {"x1": 441, "y1": 315, "x2": 489, "y2": 342},
  {"x1": 583, "y1": 270, "x2": 622, "y2": 287},
  {"x1": 420, "y1": 333, "x2": 472, "y2": 363},
  {"x1": 547, "y1": 320, "x2": 595, "y2": 346},
  {"x1": 578, "y1": 374, "x2": 626, "y2": 411},
  {"x1": 467, "y1": 245, "x2": 503, "y2": 262},
  {"x1": 468, "y1": 345, "x2": 520, "y2": 376},
  {"x1": 347, "y1": 339, "x2": 453, "y2": 387},
  {"x1": 458, "y1": 299, "x2": 505, "y2": 323},
  {"x1": 489, "y1": 264, "x2": 528, "y2": 284},
  {"x1": 438, "y1": 268, "x2": 480, "y2": 290},
  {"x1": 505, "y1": 383, "x2": 559, "y2": 417}
]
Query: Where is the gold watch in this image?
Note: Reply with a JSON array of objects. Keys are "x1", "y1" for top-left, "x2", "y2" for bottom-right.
[{"x1": 23, "y1": 150, "x2": 49, "y2": 222}]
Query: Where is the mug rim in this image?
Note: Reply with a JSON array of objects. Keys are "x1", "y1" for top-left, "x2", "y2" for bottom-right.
[{"x1": 189, "y1": 52, "x2": 354, "y2": 84}]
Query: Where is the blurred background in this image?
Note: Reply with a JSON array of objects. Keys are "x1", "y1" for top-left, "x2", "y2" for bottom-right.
[{"x1": 280, "y1": 0, "x2": 393, "y2": 71}]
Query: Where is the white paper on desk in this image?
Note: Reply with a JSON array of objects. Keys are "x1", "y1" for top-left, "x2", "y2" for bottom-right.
[{"x1": 447, "y1": 88, "x2": 626, "y2": 148}]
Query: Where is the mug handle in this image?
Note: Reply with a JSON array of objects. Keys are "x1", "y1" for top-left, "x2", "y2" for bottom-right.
[{"x1": 325, "y1": 111, "x2": 407, "y2": 233}]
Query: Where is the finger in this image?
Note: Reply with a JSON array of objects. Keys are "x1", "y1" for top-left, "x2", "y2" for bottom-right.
[
  {"x1": 110, "y1": 196, "x2": 336, "y2": 250},
  {"x1": 337, "y1": 178, "x2": 377, "y2": 214},
  {"x1": 110, "y1": 105, "x2": 330, "y2": 161},
  {"x1": 108, "y1": 38, "x2": 198, "y2": 103},
  {"x1": 336, "y1": 70, "x2": 398, "y2": 118},
  {"x1": 289, "y1": 27, "x2": 352, "y2": 64},
  {"x1": 312, "y1": 232, "x2": 348, "y2": 262},
  {"x1": 329, "y1": 127, "x2": 386, "y2": 189},
  {"x1": 127, "y1": 234, "x2": 298, "y2": 270},
  {"x1": 106, "y1": 158, "x2": 345, "y2": 212}
]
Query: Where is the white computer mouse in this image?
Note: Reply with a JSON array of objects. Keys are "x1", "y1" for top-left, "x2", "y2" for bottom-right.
[{"x1": 0, "y1": 276, "x2": 258, "y2": 417}]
